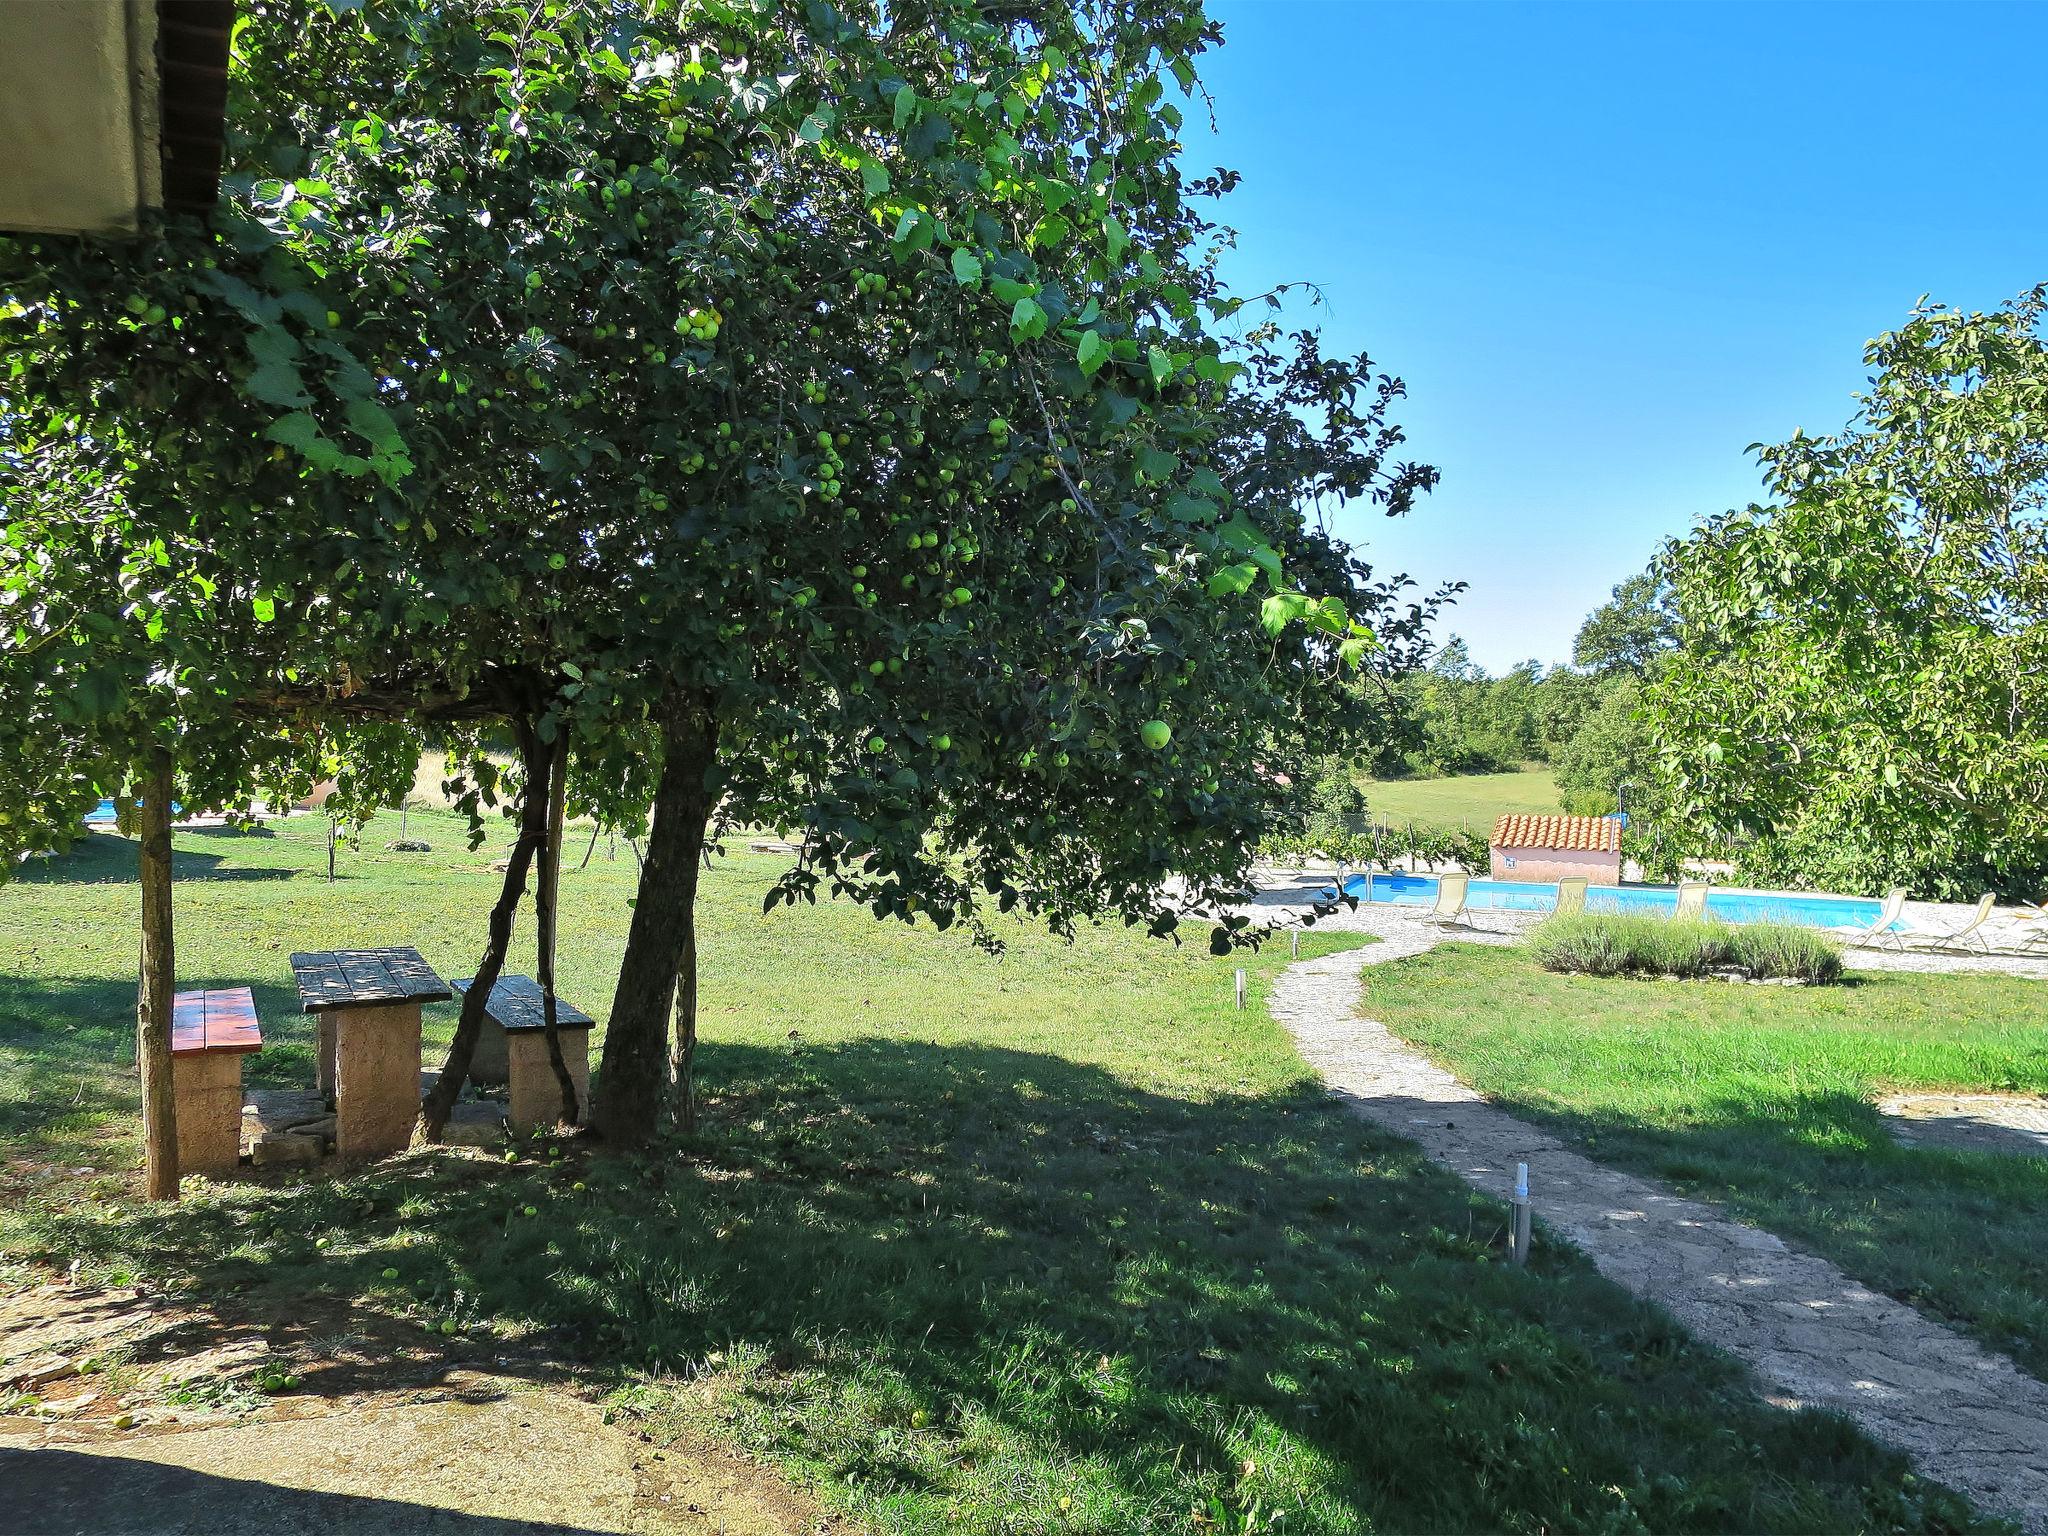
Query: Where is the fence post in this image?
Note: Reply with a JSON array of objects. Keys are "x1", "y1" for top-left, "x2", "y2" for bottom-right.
[{"x1": 1510, "y1": 1162, "x2": 1532, "y2": 1266}]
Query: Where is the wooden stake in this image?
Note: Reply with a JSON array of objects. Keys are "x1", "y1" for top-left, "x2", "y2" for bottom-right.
[
  {"x1": 534, "y1": 728, "x2": 579, "y2": 1124},
  {"x1": 137, "y1": 751, "x2": 180, "y2": 1201}
]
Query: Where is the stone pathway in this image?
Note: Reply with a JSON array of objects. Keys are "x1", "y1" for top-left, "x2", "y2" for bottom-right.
[{"x1": 1263, "y1": 903, "x2": 2048, "y2": 1535}]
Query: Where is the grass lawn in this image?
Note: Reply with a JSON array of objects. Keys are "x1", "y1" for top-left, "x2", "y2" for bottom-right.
[
  {"x1": 1362, "y1": 943, "x2": 2048, "y2": 1382},
  {"x1": 1360, "y1": 768, "x2": 1559, "y2": 834},
  {"x1": 0, "y1": 813, "x2": 1997, "y2": 1533}
]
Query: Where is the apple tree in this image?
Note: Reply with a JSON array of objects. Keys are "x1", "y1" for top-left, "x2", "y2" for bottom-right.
[{"x1": 5, "y1": 0, "x2": 1448, "y2": 1154}]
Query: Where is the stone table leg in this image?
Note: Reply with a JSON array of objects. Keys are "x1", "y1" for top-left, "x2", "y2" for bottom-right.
[
  {"x1": 333, "y1": 1002, "x2": 422, "y2": 1159},
  {"x1": 169, "y1": 1053, "x2": 244, "y2": 1177},
  {"x1": 468, "y1": 1016, "x2": 510, "y2": 1086},
  {"x1": 505, "y1": 1030, "x2": 590, "y2": 1135},
  {"x1": 317, "y1": 1014, "x2": 338, "y2": 1097}
]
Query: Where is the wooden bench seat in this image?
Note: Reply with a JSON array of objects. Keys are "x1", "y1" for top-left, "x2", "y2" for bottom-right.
[
  {"x1": 453, "y1": 975, "x2": 593, "y2": 1134},
  {"x1": 169, "y1": 987, "x2": 262, "y2": 1175}
]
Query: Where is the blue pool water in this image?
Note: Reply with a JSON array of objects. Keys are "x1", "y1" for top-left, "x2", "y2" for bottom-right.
[
  {"x1": 1339, "y1": 872, "x2": 1890, "y2": 930},
  {"x1": 83, "y1": 797, "x2": 182, "y2": 825}
]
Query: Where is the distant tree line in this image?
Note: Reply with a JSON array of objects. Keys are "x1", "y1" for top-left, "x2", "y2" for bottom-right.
[
  {"x1": 1307, "y1": 284, "x2": 2048, "y2": 903},
  {"x1": 1353, "y1": 568, "x2": 1675, "y2": 807}
]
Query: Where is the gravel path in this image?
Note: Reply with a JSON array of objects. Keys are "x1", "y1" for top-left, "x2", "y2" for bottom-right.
[{"x1": 1264, "y1": 900, "x2": 2048, "y2": 1534}]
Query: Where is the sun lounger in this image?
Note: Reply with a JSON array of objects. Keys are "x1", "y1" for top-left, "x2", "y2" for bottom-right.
[
  {"x1": 1554, "y1": 876, "x2": 1588, "y2": 918},
  {"x1": 1425, "y1": 871, "x2": 1471, "y2": 929},
  {"x1": 1841, "y1": 887, "x2": 1909, "y2": 950},
  {"x1": 1673, "y1": 881, "x2": 1709, "y2": 921},
  {"x1": 1930, "y1": 893, "x2": 1996, "y2": 955},
  {"x1": 2018, "y1": 904, "x2": 2048, "y2": 955}
]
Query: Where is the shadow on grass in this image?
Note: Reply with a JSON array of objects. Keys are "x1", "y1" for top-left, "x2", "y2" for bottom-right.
[
  {"x1": 0, "y1": 976, "x2": 323, "y2": 1149},
  {"x1": 6, "y1": 1038, "x2": 1987, "y2": 1534},
  {"x1": 13, "y1": 832, "x2": 295, "y2": 887},
  {"x1": 1468, "y1": 1078, "x2": 2048, "y2": 1383}
]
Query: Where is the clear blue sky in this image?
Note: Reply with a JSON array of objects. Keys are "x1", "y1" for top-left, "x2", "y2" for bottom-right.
[{"x1": 1178, "y1": 0, "x2": 2048, "y2": 672}]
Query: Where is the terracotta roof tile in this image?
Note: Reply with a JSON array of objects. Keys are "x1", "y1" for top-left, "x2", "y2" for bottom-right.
[{"x1": 1490, "y1": 813, "x2": 1621, "y2": 854}]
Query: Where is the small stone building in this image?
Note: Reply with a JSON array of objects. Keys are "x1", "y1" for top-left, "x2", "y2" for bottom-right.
[{"x1": 1489, "y1": 813, "x2": 1621, "y2": 885}]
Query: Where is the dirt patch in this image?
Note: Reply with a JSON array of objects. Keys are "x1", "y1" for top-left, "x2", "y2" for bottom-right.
[
  {"x1": 1877, "y1": 1092, "x2": 2048, "y2": 1159},
  {"x1": 0, "y1": 1279, "x2": 844, "y2": 1535}
]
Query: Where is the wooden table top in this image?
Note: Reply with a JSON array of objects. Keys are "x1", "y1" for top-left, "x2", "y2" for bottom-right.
[
  {"x1": 452, "y1": 974, "x2": 596, "y2": 1032},
  {"x1": 171, "y1": 986, "x2": 263, "y2": 1057},
  {"x1": 289, "y1": 948, "x2": 452, "y2": 1013}
]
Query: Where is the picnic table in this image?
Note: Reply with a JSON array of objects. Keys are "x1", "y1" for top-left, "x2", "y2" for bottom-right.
[
  {"x1": 452, "y1": 974, "x2": 595, "y2": 1133},
  {"x1": 290, "y1": 947, "x2": 451, "y2": 1158}
]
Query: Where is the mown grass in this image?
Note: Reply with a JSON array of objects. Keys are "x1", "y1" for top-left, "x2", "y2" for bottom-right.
[
  {"x1": 1363, "y1": 942, "x2": 2048, "y2": 1383},
  {"x1": 1358, "y1": 768, "x2": 1559, "y2": 834},
  {"x1": 1530, "y1": 913, "x2": 1846, "y2": 984},
  {"x1": 0, "y1": 814, "x2": 2000, "y2": 1532}
]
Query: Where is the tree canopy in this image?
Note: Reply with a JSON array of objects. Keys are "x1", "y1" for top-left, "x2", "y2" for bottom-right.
[
  {"x1": 2, "y1": 0, "x2": 1446, "y2": 1144},
  {"x1": 1571, "y1": 566, "x2": 1676, "y2": 678},
  {"x1": 1648, "y1": 285, "x2": 2048, "y2": 899}
]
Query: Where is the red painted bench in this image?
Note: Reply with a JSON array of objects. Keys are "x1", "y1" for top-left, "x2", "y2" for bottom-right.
[
  {"x1": 169, "y1": 987, "x2": 262, "y2": 1175},
  {"x1": 171, "y1": 987, "x2": 263, "y2": 1058}
]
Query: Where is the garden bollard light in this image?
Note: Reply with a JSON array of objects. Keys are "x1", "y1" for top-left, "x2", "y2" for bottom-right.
[
  {"x1": 1510, "y1": 1161, "x2": 1532, "y2": 1266},
  {"x1": 1234, "y1": 969, "x2": 1246, "y2": 1010},
  {"x1": 1291, "y1": 930, "x2": 1300, "y2": 960}
]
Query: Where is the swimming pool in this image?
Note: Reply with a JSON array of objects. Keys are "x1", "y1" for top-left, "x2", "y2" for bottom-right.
[{"x1": 1337, "y1": 872, "x2": 1891, "y2": 930}]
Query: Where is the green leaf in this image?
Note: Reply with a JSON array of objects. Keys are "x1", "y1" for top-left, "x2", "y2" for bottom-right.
[
  {"x1": 246, "y1": 359, "x2": 312, "y2": 408},
  {"x1": 989, "y1": 276, "x2": 1038, "y2": 306},
  {"x1": 264, "y1": 412, "x2": 324, "y2": 452},
  {"x1": 1009, "y1": 296, "x2": 1048, "y2": 342},
  {"x1": 1148, "y1": 346, "x2": 1172, "y2": 385},
  {"x1": 1076, "y1": 330, "x2": 1110, "y2": 376},
  {"x1": 949, "y1": 248, "x2": 983, "y2": 286},
  {"x1": 252, "y1": 596, "x2": 277, "y2": 623},
  {"x1": 343, "y1": 397, "x2": 403, "y2": 451},
  {"x1": 1260, "y1": 591, "x2": 1315, "y2": 637},
  {"x1": 1206, "y1": 561, "x2": 1259, "y2": 597},
  {"x1": 892, "y1": 85, "x2": 917, "y2": 131},
  {"x1": 1104, "y1": 216, "x2": 1130, "y2": 266},
  {"x1": 1137, "y1": 446, "x2": 1177, "y2": 481},
  {"x1": 860, "y1": 158, "x2": 890, "y2": 199}
]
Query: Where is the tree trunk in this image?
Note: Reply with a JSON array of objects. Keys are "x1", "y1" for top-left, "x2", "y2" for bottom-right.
[
  {"x1": 137, "y1": 751, "x2": 179, "y2": 1201},
  {"x1": 418, "y1": 716, "x2": 546, "y2": 1143},
  {"x1": 592, "y1": 697, "x2": 716, "y2": 1147},
  {"x1": 534, "y1": 729, "x2": 579, "y2": 1125}
]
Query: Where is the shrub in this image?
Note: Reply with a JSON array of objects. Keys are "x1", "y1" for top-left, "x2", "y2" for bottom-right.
[
  {"x1": 1256, "y1": 818, "x2": 1491, "y2": 872},
  {"x1": 1725, "y1": 921, "x2": 1846, "y2": 985},
  {"x1": 1529, "y1": 913, "x2": 1843, "y2": 984},
  {"x1": 1302, "y1": 756, "x2": 1367, "y2": 848}
]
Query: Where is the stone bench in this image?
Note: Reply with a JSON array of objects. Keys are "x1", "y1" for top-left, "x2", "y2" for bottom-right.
[
  {"x1": 452, "y1": 975, "x2": 594, "y2": 1134},
  {"x1": 170, "y1": 987, "x2": 262, "y2": 1176}
]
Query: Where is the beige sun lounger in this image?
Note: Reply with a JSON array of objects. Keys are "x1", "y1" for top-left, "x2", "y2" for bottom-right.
[
  {"x1": 1673, "y1": 881, "x2": 1710, "y2": 921},
  {"x1": 1843, "y1": 887, "x2": 1909, "y2": 950},
  {"x1": 1930, "y1": 893, "x2": 1996, "y2": 955},
  {"x1": 1425, "y1": 871, "x2": 1471, "y2": 929},
  {"x1": 2019, "y1": 904, "x2": 2048, "y2": 955},
  {"x1": 1554, "y1": 876, "x2": 1589, "y2": 918}
]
